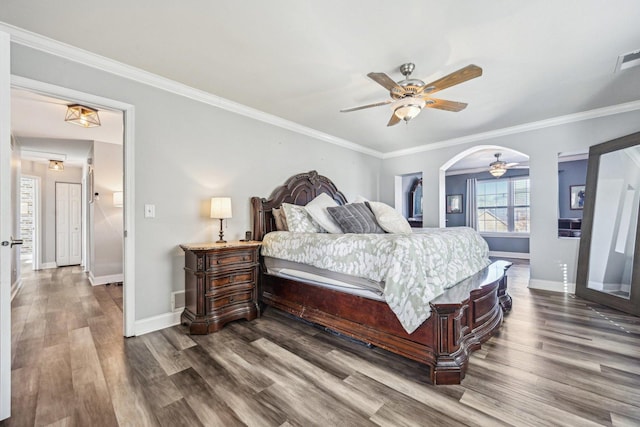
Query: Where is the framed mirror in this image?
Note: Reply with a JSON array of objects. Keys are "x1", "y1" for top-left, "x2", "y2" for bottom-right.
[
  {"x1": 409, "y1": 178, "x2": 423, "y2": 220},
  {"x1": 576, "y1": 131, "x2": 640, "y2": 315}
]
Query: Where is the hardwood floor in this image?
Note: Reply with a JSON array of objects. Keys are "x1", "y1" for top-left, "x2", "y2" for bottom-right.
[{"x1": 2, "y1": 262, "x2": 639, "y2": 426}]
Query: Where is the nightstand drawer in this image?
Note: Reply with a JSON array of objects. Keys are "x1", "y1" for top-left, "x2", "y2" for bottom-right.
[
  {"x1": 207, "y1": 268, "x2": 256, "y2": 291},
  {"x1": 206, "y1": 250, "x2": 256, "y2": 270},
  {"x1": 209, "y1": 290, "x2": 253, "y2": 309}
]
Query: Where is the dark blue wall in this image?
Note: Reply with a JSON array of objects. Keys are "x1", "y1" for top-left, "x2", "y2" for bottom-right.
[
  {"x1": 445, "y1": 168, "x2": 530, "y2": 254},
  {"x1": 558, "y1": 159, "x2": 588, "y2": 219}
]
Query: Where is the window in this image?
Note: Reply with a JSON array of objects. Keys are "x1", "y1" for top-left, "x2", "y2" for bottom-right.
[{"x1": 477, "y1": 177, "x2": 530, "y2": 233}]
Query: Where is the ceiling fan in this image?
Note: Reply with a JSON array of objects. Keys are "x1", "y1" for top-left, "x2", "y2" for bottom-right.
[
  {"x1": 340, "y1": 63, "x2": 482, "y2": 126},
  {"x1": 489, "y1": 153, "x2": 520, "y2": 178}
]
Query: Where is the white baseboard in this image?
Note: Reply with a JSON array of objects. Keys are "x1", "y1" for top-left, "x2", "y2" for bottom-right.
[
  {"x1": 40, "y1": 262, "x2": 57, "y2": 270},
  {"x1": 10, "y1": 279, "x2": 22, "y2": 301},
  {"x1": 489, "y1": 251, "x2": 530, "y2": 260},
  {"x1": 134, "y1": 311, "x2": 182, "y2": 336},
  {"x1": 89, "y1": 273, "x2": 124, "y2": 286},
  {"x1": 528, "y1": 279, "x2": 575, "y2": 294}
]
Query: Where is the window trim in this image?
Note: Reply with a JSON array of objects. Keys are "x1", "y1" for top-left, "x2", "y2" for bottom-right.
[{"x1": 476, "y1": 176, "x2": 530, "y2": 234}]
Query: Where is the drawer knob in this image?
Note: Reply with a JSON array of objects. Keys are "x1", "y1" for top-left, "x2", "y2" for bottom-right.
[{"x1": 229, "y1": 296, "x2": 235, "y2": 302}]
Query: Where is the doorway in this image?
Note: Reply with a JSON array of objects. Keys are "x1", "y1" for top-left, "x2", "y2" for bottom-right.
[{"x1": 55, "y1": 182, "x2": 82, "y2": 267}]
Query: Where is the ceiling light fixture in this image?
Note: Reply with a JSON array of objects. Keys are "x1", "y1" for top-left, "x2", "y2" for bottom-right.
[
  {"x1": 489, "y1": 153, "x2": 507, "y2": 178},
  {"x1": 391, "y1": 97, "x2": 426, "y2": 123},
  {"x1": 49, "y1": 160, "x2": 64, "y2": 171},
  {"x1": 64, "y1": 104, "x2": 101, "y2": 128}
]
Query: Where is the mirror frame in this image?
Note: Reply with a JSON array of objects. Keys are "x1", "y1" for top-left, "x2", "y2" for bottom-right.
[
  {"x1": 409, "y1": 178, "x2": 423, "y2": 220},
  {"x1": 575, "y1": 131, "x2": 640, "y2": 315}
]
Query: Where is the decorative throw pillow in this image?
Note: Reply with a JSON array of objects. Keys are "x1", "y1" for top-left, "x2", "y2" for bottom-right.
[
  {"x1": 281, "y1": 203, "x2": 323, "y2": 233},
  {"x1": 366, "y1": 201, "x2": 412, "y2": 234},
  {"x1": 305, "y1": 193, "x2": 343, "y2": 234},
  {"x1": 272, "y1": 207, "x2": 288, "y2": 231},
  {"x1": 326, "y1": 203, "x2": 385, "y2": 234}
]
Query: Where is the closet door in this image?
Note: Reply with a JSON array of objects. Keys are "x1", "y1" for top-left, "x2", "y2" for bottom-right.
[{"x1": 56, "y1": 182, "x2": 82, "y2": 266}]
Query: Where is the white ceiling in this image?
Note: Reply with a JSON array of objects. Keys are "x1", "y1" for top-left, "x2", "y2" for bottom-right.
[
  {"x1": 11, "y1": 89, "x2": 123, "y2": 166},
  {"x1": 2, "y1": 1, "x2": 639, "y2": 160}
]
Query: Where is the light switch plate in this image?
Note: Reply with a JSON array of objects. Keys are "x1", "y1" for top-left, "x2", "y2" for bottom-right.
[{"x1": 144, "y1": 204, "x2": 155, "y2": 218}]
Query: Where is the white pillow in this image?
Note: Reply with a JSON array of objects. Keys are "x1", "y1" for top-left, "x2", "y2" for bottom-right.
[
  {"x1": 353, "y1": 195, "x2": 369, "y2": 204},
  {"x1": 281, "y1": 203, "x2": 324, "y2": 233},
  {"x1": 366, "y1": 201, "x2": 412, "y2": 234},
  {"x1": 305, "y1": 193, "x2": 343, "y2": 234}
]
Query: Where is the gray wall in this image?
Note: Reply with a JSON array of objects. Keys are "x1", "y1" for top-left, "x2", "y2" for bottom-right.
[
  {"x1": 558, "y1": 159, "x2": 588, "y2": 219},
  {"x1": 91, "y1": 141, "x2": 123, "y2": 278},
  {"x1": 445, "y1": 168, "x2": 530, "y2": 254},
  {"x1": 10, "y1": 43, "x2": 381, "y2": 321},
  {"x1": 381, "y1": 111, "x2": 640, "y2": 290}
]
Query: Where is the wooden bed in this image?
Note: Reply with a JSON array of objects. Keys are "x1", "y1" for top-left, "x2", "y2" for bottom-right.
[{"x1": 251, "y1": 170, "x2": 512, "y2": 385}]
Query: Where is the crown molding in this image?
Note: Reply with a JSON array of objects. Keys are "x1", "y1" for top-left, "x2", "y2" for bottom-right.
[
  {"x1": 382, "y1": 100, "x2": 640, "y2": 159},
  {"x1": 0, "y1": 22, "x2": 383, "y2": 159},
  {"x1": 3, "y1": 21, "x2": 640, "y2": 161}
]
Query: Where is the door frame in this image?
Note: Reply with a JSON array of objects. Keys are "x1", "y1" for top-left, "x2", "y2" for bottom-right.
[
  {"x1": 0, "y1": 30, "x2": 11, "y2": 422},
  {"x1": 10, "y1": 75, "x2": 137, "y2": 338}
]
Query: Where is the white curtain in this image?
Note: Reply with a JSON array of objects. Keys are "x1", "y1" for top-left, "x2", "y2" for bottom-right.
[{"x1": 466, "y1": 178, "x2": 478, "y2": 229}]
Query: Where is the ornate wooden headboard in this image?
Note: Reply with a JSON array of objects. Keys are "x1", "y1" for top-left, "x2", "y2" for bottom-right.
[{"x1": 250, "y1": 170, "x2": 348, "y2": 241}]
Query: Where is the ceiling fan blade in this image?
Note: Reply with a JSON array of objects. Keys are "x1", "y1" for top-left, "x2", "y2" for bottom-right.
[
  {"x1": 424, "y1": 98, "x2": 468, "y2": 112},
  {"x1": 340, "y1": 100, "x2": 391, "y2": 113},
  {"x1": 420, "y1": 64, "x2": 483, "y2": 95},
  {"x1": 387, "y1": 114, "x2": 402, "y2": 127},
  {"x1": 505, "y1": 162, "x2": 520, "y2": 167},
  {"x1": 367, "y1": 72, "x2": 402, "y2": 92}
]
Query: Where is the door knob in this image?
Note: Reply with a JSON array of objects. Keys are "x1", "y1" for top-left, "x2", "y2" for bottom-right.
[{"x1": 1, "y1": 237, "x2": 23, "y2": 248}]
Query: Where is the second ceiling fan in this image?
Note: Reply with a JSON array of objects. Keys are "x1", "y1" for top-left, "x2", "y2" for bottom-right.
[{"x1": 341, "y1": 63, "x2": 482, "y2": 126}]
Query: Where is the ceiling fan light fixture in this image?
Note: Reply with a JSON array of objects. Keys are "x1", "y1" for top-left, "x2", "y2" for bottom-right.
[
  {"x1": 489, "y1": 164, "x2": 507, "y2": 178},
  {"x1": 392, "y1": 97, "x2": 426, "y2": 122},
  {"x1": 65, "y1": 104, "x2": 101, "y2": 128},
  {"x1": 489, "y1": 153, "x2": 507, "y2": 178}
]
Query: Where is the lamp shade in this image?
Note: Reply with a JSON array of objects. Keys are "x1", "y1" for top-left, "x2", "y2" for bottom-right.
[
  {"x1": 113, "y1": 191, "x2": 123, "y2": 207},
  {"x1": 210, "y1": 197, "x2": 232, "y2": 219},
  {"x1": 392, "y1": 97, "x2": 426, "y2": 122}
]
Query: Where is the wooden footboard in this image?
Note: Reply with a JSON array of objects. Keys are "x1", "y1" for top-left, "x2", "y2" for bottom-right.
[{"x1": 261, "y1": 260, "x2": 511, "y2": 385}]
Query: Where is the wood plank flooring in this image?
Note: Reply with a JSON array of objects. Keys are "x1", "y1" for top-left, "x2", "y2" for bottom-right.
[{"x1": 2, "y1": 262, "x2": 639, "y2": 426}]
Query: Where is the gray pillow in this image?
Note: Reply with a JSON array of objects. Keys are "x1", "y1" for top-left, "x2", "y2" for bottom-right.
[{"x1": 326, "y1": 203, "x2": 385, "y2": 234}]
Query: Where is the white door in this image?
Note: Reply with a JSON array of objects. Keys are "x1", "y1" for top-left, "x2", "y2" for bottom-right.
[
  {"x1": 0, "y1": 30, "x2": 12, "y2": 421},
  {"x1": 56, "y1": 182, "x2": 82, "y2": 266}
]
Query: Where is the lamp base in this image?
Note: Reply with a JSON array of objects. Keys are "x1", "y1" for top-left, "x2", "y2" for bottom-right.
[{"x1": 217, "y1": 218, "x2": 226, "y2": 243}]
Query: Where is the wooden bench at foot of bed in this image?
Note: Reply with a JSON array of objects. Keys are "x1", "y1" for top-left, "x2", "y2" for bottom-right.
[{"x1": 261, "y1": 260, "x2": 511, "y2": 385}]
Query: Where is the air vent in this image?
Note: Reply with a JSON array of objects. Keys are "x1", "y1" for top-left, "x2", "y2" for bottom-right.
[
  {"x1": 615, "y1": 49, "x2": 640, "y2": 72},
  {"x1": 171, "y1": 290, "x2": 185, "y2": 312}
]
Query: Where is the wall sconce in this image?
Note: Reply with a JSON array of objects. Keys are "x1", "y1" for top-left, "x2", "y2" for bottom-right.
[
  {"x1": 210, "y1": 197, "x2": 232, "y2": 243},
  {"x1": 65, "y1": 104, "x2": 101, "y2": 128},
  {"x1": 113, "y1": 191, "x2": 123, "y2": 207},
  {"x1": 48, "y1": 160, "x2": 64, "y2": 171}
]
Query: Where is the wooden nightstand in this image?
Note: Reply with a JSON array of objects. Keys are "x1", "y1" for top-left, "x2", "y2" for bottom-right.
[{"x1": 179, "y1": 241, "x2": 261, "y2": 334}]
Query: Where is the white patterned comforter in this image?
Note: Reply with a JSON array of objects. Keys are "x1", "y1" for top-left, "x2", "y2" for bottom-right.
[{"x1": 261, "y1": 227, "x2": 490, "y2": 334}]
